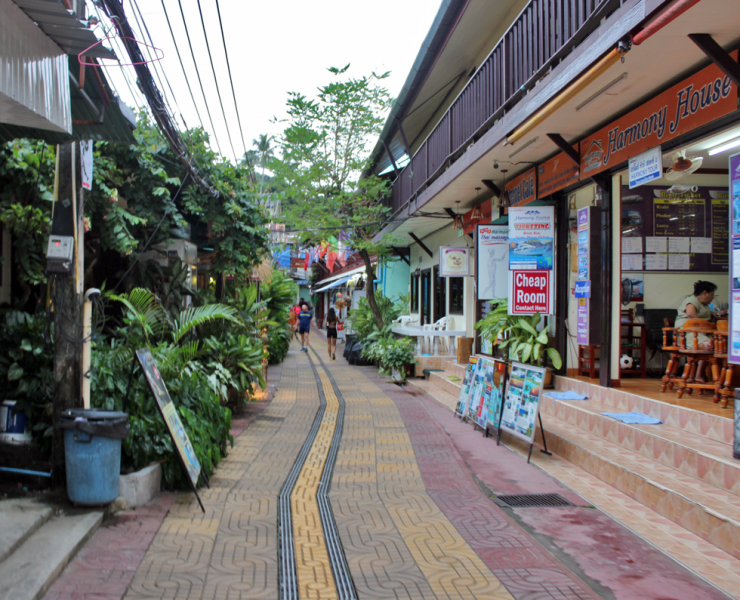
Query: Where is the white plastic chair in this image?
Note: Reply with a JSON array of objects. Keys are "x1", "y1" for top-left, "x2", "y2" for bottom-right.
[
  {"x1": 394, "y1": 315, "x2": 419, "y2": 327},
  {"x1": 423, "y1": 316, "x2": 453, "y2": 355}
]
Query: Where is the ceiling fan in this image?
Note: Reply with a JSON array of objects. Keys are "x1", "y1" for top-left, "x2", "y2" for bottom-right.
[{"x1": 664, "y1": 150, "x2": 703, "y2": 181}]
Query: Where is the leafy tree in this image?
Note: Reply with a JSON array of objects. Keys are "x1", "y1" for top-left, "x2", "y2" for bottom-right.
[
  {"x1": 252, "y1": 134, "x2": 274, "y2": 198},
  {"x1": 272, "y1": 65, "x2": 395, "y2": 329}
]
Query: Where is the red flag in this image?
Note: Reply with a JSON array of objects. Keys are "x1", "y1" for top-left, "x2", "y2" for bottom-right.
[
  {"x1": 304, "y1": 251, "x2": 309, "y2": 270},
  {"x1": 327, "y1": 251, "x2": 337, "y2": 272},
  {"x1": 320, "y1": 243, "x2": 328, "y2": 258}
]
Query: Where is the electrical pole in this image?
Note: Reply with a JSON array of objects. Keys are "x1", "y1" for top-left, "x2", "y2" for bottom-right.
[{"x1": 51, "y1": 143, "x2": 85, "y2": 487}]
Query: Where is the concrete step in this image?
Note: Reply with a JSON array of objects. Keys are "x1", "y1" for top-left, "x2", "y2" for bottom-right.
[
  {"x1": 538, "y1": 412, "x2": 740, "y2": 560},
  {"x1": 443, "y1": 360, "x2": 467, "y2": 378},
  {"x1": 428, "y1": 369, "x2": 463, "y2": 398},
  {"x1": 0, "y1": 500, "x2": 54, "y2": 564},
  {"x1": 0, "y1": 511, "x2": 103, "y2": 600},
  {"x1": 540, "y1": 395, "x2": 740, "y2": 497},
  {"x1": 554, "y1": 375, "x2": 734, "y2": 445}
]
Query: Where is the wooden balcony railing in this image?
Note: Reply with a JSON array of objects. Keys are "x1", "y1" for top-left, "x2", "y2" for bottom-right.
[{"x1": 384, "y1": 0, "x2": 623, "y2": 214}]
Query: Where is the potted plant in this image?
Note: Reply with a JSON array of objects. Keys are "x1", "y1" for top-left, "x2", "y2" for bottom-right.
[
  {"x1": 475, "y1": 299, "x2": 562, "y2": 386},
  {"x1": 362, "y1": 337, "x2": 417, "y2": 381}
]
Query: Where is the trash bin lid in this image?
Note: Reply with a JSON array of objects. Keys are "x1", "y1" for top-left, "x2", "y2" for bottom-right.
[{"x1": 60, "y1": 409, "x2": 128, "y2": 421}]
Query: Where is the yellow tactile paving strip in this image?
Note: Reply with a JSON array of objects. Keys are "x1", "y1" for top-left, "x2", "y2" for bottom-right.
[
  {"x1": 124, "y1": 346, "x2": 320, "y2": 600},
  {"x1": 291, "y1": 347, "x2": 339, "y2": 599},
  {"x1": 321, "y1": 347, "x2": 515, "y2": 600}
]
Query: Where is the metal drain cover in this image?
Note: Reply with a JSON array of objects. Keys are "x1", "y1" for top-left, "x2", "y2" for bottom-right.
[{"x1": 493, "y1": 493, "x2": 573, "y2": 508}]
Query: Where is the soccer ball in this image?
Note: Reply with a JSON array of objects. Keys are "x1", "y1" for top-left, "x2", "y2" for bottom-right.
[{"x1": 619, "y1": 354, "x2": 633, "y2": 370}]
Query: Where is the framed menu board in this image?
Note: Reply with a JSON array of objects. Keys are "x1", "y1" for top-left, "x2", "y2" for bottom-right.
[{"x1": 620, "y1": 185, "x2": 729, "y2": 272}]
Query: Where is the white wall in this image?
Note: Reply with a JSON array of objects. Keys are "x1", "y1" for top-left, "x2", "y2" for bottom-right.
[{"x1": 408, "y1": 223, "x2": 475, "y2": 336}]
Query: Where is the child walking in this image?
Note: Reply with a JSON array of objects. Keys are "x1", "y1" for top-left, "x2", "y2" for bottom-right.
[{"x1": 326, "y1": 308, "x2": 338, "y2": 360}]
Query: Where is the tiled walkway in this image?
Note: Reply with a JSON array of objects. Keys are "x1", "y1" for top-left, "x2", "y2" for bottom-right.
[{"x1": 45, "y1": 338, "x2": 733, "y2": 600}]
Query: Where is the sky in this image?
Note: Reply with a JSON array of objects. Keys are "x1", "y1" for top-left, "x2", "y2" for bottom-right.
[{"x1": 95, "y1": 0, "x2": 442, "y2": 164}]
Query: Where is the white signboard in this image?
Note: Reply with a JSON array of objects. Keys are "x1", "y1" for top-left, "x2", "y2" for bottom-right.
[
  {"x1": 628, "y1": 146, "x2": 662, "y2": 189},
  {"x1": 477, "y1": 225, "x2": 508, "y2": 300},
  {"x1": 80, "y1": 140, "x2": 93, "y2": 191},
  {"x1": 439, "y1": 246, "x2": 471, "y2": 277},
  {"x1": 508, "y1": 206, "x2": 554, "y2": 271}
]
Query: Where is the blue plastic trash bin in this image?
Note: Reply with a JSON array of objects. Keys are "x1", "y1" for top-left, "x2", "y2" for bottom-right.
[{"x1": 59, "y1": 409, "x2": 129, "y2": 505}]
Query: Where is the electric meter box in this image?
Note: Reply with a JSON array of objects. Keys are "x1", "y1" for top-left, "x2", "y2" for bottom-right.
[{"x1": 46, "y1": 235, "x2": 74, "y2": 273}]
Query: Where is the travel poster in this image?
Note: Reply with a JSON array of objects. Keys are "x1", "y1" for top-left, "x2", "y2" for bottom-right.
[
  {"x1": 136, "y1": 348, "x2": 202, "y2": 489},
  {"x1": 485, "y1": 359, "x2": 508, "y2": 431},
  {"x1": 500, "y1": 362, "x2": 546, "y2": 443},
  {"x1": 455, "y1": 356, "x2": 479, "y2": 416},
  {"x1": 472, "y1": 359, "x2": 495, "y2": 428},
  {"x1": 508, "y1": 206, "x2": 554, "y2": 271},
  {"x1": 467, "y1": 358, "x2": 489, "y2": 421}
]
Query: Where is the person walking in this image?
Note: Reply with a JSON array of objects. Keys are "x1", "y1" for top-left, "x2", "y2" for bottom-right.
[
  {"x1": 326, "y1": 308, "x2": 338, "y2": 360},
  {"x1": 298, "y1": 303, "x2": 312, "y2": 351}
]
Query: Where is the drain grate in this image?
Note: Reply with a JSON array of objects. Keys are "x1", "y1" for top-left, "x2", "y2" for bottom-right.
[{"x1": 493, "y1": 493, "x2": 573, "y2": 508}]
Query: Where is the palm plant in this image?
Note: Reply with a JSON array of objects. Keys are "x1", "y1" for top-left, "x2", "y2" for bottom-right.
[
  {"x1": 474, "y1": 299, "x2": 562, "y2": 369},
  {"x1": 253, "y1": 134, "x2": 274, "y2": 198}
]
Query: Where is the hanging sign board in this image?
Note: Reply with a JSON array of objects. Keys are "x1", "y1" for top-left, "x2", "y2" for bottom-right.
[
  {"x1": 455, "y1": 356, "x2": 480, "y2": 417},
  {"x1": 537, "y1": 149, "x2": 580, "y2": 198},
  {"x1": 463, "y1": 198, "x2": 493, "y2": 234},
  {"x1": 505, "y1": 167, "x2": 537, "y2": 207},
  {"x1": 511, "y1": 271, "x2": 550, "y2": 314},
  {"x1": 628, "y1": 146, "x2": 663, "y2": 188},
  {"x1": 508, "y1": 206, "x2": 554, "y2": 270},
  {"x1": 135, "y1": 349, "x2": 203, "y2": 501},
  {"x1": 80, "y1": 140, "x2": 93, "y2": 191},
  {"x1": 500, "y1": 362, "x2": 546, "y2": 443},
  {"x1": 581, "y1": 53, "x2": 738, "y2": 177},
  {"x1": 439, "y1": 246, "x2": 471, "y2": 277},
  {"x1": 477, "y1": 225, "x2": 509, "y2": 300},
  {"x1": 729, "y1": 152, "x2": 740, "y2": 365}
]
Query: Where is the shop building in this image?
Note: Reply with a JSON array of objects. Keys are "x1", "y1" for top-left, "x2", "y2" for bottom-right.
[{"x1": 364, "y1": 0, "x2": 740, "y2": 586}]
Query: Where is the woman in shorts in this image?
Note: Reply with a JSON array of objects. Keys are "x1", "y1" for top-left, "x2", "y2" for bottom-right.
[{"x1": 326, "y1": 308, "x2": 338, "y2": 360}]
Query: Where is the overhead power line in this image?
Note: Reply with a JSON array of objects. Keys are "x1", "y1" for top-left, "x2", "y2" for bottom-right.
[
  {"x1": 175, "y1": 0, "x2": 223, "y2": 156},
  {"x1": 214, "y1": 0, "x2": 248, "y2": 157},
  {"x1": 99, "y1": 0, "x2": 219, "y2": 198},
  {"x1": 159, "y1": 0, "x2": 205, "y2": 132},
  {"x1": 194, "y1": 0, "x2": 237, "y2": 163},
  {"x1": 130, "y1": 0, "x2": 182, "y2": 125}
]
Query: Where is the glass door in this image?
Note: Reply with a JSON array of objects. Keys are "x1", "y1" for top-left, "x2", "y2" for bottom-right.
[
  {"x1": 433, "y1": 265, "x2": 446, "y2": 323},
  {"x1": 420, "y1": 268, "x2": 431, "y2": 325}
]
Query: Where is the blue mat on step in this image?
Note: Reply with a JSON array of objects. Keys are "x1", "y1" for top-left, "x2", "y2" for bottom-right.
[
  {"x1": 545, "y1": 391, "x2": 588, "y2": 401},
  {"x1": 601, "y1": 412, "x2": 662, "y2": 425}
]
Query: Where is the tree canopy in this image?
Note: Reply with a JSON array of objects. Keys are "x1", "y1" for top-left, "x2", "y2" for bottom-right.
[{"x1": 272, "y1": 65, "x2": 396, "y2": 328}]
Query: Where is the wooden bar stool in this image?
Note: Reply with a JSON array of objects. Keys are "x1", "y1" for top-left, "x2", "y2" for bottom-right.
[
  {"x1": 676, "y1": 320, "x2": 718, "y2": 399},
  {"x1": 660, "y1": 318, "x2": 682, "y2": 392},
  {"x1": 713, "y1": 321, "x2": 732, "y2": 408}
]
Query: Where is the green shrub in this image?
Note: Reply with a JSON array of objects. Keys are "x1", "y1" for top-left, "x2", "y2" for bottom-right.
[{"x1": 262, "y1": 271, "x2": 298, "y2": 364}]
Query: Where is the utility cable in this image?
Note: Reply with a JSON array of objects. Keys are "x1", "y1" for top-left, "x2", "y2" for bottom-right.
[
  {"x1": 129, "y1": 0, "x2": 180, "y2": 123},
  {"x1": 175, "y1": 0, "x2": 223, "y2": 156},
  {"x1": 159, "y1": 0, "x2": 205, "y2": 132},
  {"x1": 194, "y1": 0, "x2": 237, "y2": 162},
  {"x1": 214, "y1": 0, "x2": 247, "y2": 157}
]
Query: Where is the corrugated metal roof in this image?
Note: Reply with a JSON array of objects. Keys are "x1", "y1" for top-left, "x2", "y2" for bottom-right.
[
  {"x1": 11, "y1": 0, "x2": 116, "y2": 59},
  {"x1": 0, "y1": 56, "x2": 135, "y2": 144}
]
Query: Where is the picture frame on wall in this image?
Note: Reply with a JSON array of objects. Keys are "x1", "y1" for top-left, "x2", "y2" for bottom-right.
[{"x1": 439, "y1": 246, "x2": 471, "y2": 277}]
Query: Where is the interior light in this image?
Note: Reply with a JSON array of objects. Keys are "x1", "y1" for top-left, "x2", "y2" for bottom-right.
[{"x1": 708, "y1": 136, "x2": 740, "y2": 156}]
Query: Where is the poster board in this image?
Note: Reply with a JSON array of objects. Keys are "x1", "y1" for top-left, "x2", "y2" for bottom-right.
[
  {"x1": 729, "y1": 153, "x2": 740, "y2": 365},
  {"x1": 620, "y1": 185, "x2": 728, "y2": 272},
  {"x1": 455, "y1": 356, "x2": 479, "y2": 417},
  {"x1": 467, "y1": 358, "x2": 495, "y2": 425},
  {"x1": 500, "y1": 362, "x2": 546, "y2": 443},
  {"x1": 484, "y1": 359, "x2": 508, "y2": 432},
  {"x1": 477, "y1": 225, "x2": 509, "y2": 301},
  {"x1": 135, "y1": 349, "x2": 203, "y2": 498}
]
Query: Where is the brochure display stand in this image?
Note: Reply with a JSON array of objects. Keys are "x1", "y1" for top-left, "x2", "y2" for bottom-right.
[
  {"x1": 498, "y1": 362, "x2": 552, "y2": 463},
  {"x1": 131, "y1": 349, "x2": 208, "y2": 512},
  {"x1": 483, "y1": 359, "x2": 508, "y2": 439},
  {"x1": 455, "y1": 356, "x2": 479, "y2": 419}
]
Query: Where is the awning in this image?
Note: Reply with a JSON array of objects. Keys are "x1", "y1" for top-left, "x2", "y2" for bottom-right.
[
  {"x1": 312, "y1": 264, "x2": 369, "y2": 288},
  {"x1": 314, "y1": 276, "x2": 351, "y2": 293}
]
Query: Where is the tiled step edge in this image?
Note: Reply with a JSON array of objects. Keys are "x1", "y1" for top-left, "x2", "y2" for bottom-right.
[
  {"x1": 540, "y1": 396, "x2": 740, "y2": 497},
  {"x1": 499, "y1": 433, "x2": 740, "y2": 600},
  {"x1": 429, "y1": 370, "x2": 463, "y2": 398},
  {"x1": 554, "y1": 376, "x2": 734, "y2": 445},
  {"x1": 539, "y1": 415, "x2": 740, "y2": 560}
]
